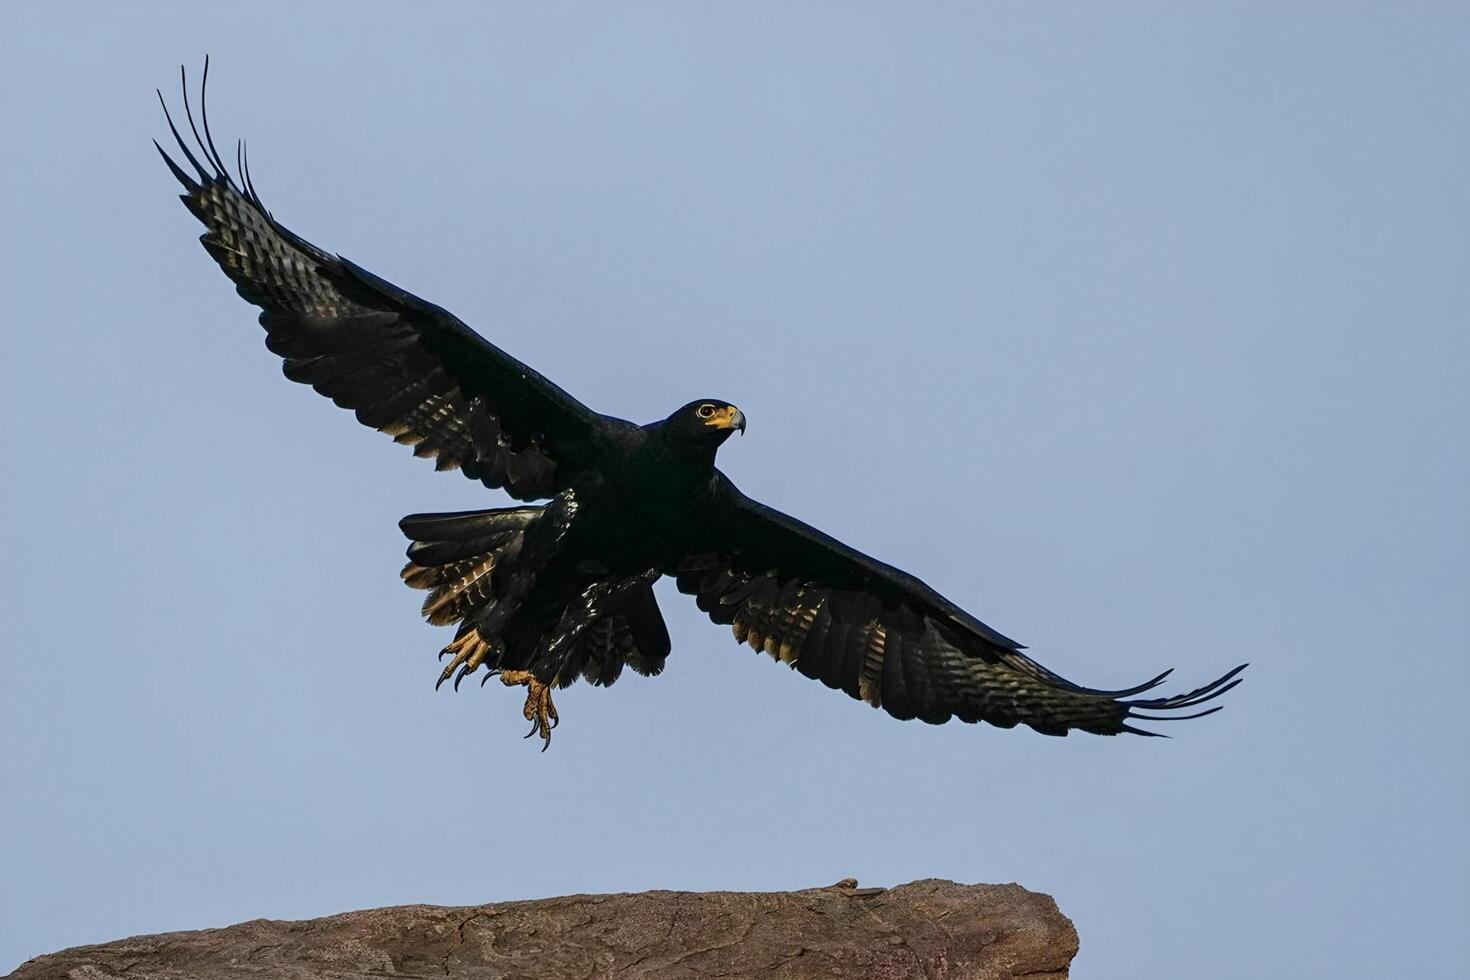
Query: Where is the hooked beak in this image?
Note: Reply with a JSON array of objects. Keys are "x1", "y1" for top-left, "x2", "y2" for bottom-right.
[{"x1": 706, "y1": 405, "x2": 746, "y2": 435}]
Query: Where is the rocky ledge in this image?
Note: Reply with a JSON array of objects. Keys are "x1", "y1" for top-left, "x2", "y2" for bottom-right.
[{"x1": 8, "y1": 878, "x2": 1077, "y2": 979}]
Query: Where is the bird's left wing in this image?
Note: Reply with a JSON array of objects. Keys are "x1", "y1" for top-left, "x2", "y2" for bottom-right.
[
  {"x1": 156, "y1": 65, "x2": 623, "y2": 502},
  {"x1": 674, "y1": 473, "x2": 1245, "y2": 736}
]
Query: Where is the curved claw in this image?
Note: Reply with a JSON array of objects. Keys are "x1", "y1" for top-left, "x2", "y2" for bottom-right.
[
  {"x1": 500, "y1": 670, "x2": 559, "y2": 749},
  {"x1": 523, "y1": 714, "x2": 554, "y2": 750},
  {"x1": 436, "y1": 630, "x2": 491, "y2": 692}
]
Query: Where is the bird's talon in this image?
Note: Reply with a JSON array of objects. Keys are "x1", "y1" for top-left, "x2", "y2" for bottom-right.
[
  {"x1": 500, "y1": 670, "x2": 559, "y2": 749},
  {"x1": 437, "y1": 630, "x2": 492, "y2": 692}
]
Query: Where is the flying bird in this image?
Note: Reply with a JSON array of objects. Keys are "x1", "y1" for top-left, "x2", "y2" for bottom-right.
[{"x1": 156, "y1": 64, "x2": 1244, "y2": 748}]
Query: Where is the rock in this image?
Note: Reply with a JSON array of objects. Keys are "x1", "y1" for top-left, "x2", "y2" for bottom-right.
[{"x1": 7, "y1": 878, "x2": 1077, "y2": 979}]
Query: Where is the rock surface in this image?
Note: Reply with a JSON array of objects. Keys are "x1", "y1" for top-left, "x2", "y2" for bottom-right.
[{"x1": 8, "y1": 879, "x2": 1077, "y2": 979}]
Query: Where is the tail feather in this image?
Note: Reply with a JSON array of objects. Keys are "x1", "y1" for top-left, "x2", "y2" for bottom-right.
[
  {"x1": 623, "y1": 584, "x2": 672, "y2": 677},
  {"x1": 399, "y1": 503, "x2": 671, "y2": 694},
  {"x1": 402, "y1": 553, "x2": 499, "y2": 626},
  {"x1": 400, "y1": 507, "x2": 541, "y2": 567},
  {"x1": 400, "y1": 506, "x2": 542, "y2": 628},
  {"x1": 559, "y1": 587, "x2": 672, "y2": 688},
  {"x1": 399, "y1": 507, "x2": 543, "y2": 540}
]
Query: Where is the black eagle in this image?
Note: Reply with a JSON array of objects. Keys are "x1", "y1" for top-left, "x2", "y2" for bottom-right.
[{"x1": 157, "y1": 65, "x2": 1243, "y2": 747}]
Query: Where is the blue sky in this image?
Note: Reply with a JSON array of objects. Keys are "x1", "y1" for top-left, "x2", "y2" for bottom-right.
[{"x1": 2, "y1": 3, "x2": 1466, "y2": 977}]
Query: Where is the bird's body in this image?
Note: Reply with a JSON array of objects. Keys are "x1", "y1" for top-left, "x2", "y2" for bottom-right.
[
  {"x1": 406, "y1": 411, "x2": 744, "y2": 707},
  {"x1": 157, "y1": 64, "x2": 1243, "y2": 747}
]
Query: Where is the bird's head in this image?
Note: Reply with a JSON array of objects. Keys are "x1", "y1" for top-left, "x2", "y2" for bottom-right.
[{"x1": 663, "y1": 399, "x2": 746, "y2": 449}]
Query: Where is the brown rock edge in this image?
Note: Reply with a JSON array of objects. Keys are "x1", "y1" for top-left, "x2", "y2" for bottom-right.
[{"x1": 7, "y1": 878, "x2": 1078, "y2": 980}]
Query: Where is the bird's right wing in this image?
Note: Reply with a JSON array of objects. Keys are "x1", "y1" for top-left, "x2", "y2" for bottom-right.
[
  {"x1": 157, "y1": 64, "x2": 626, "y2": 502},
  {"x1": 674, "y1": 473, "x2": 1245, "y2": 736}
]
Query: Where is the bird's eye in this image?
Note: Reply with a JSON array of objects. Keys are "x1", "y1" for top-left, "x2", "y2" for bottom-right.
[{"x1": 697, "y1": 404, "x2": 716, "y2": 419}]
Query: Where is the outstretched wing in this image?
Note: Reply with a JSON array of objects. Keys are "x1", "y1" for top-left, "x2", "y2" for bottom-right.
[
  {"x1": 674, "y1": 474, "x2": 1245, "y2": 736},
  {"x1": 156, "y1": 64, "x2": 623, "y2": 502}
]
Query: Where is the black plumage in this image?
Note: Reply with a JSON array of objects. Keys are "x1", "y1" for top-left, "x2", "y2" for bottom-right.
[{"x1": 158, "y1": 62, "x2": 1244, "y2": 746}]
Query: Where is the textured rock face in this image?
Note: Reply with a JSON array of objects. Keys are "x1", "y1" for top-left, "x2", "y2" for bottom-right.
[{"x1": 8, "y1": 879, "x2": 1077, "y2": 980}]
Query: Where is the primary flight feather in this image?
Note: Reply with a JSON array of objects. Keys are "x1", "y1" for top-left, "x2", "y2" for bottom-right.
[{"x1": 157, "y1": 63, "x2": 1244, "y2": 747}]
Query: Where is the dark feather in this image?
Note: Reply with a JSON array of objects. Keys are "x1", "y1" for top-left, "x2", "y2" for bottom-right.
[
  {"x1": 675, "y1": 473, "x2": 1246, "y2": 736},
  {"x1": 160, "y1": 63, "x2": 1243, "y2": 744},
  {"x1": 157, "y1": 63, "x2": 630, "y2": 503}
]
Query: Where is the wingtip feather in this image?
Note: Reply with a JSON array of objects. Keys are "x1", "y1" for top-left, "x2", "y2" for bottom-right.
[
  {"x1": 1116, "y1": 661, "x2": 1246, "y2": 735},
  {"x1": 156, "y1": 87, "x2": 210, "y2": 183},
  {"x1": 153, "y1": 138, "x2": 197, "y2": 190}
]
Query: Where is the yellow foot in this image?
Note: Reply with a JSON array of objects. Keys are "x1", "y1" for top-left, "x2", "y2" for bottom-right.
[
  {"x1": 436, "y1": 629, "x2": 494, "y2": 691},
  {"x1": 498, "y1": 670, "x2": 559, "y2": 750}
]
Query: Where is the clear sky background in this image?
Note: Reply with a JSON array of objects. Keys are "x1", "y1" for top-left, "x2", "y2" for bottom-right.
[{"x1": 2, "y1": 3, "x2": 1466, "y2": 977}]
